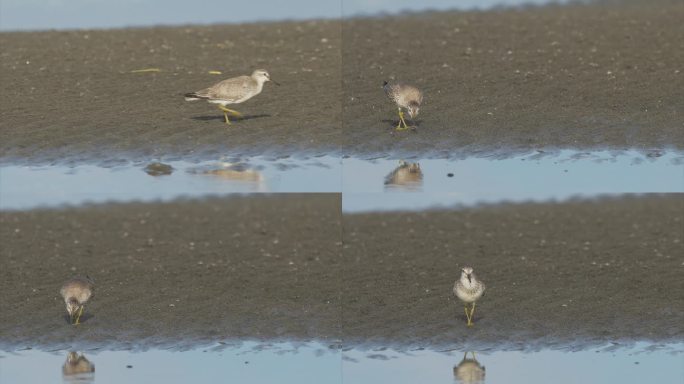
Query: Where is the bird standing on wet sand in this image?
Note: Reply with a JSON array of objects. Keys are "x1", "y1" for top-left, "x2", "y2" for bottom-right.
[
  {"x1": 184, "y1": 69, "x2": 279, "y2": 125},
  {"x1": 454, "y1": 266, "x2": 485, "y2": 327},
  {"x1": 60, "y1": 276, "x2": 94, "y2": 325},
  {"x1": 383, "y1": 80, "x2": 423, "y2": 130}
]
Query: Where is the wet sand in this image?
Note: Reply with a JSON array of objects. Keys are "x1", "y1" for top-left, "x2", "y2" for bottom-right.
[
  {"x1": 0, "y1": 195, "x2": 343, "y2": 349},
  {"x1": 342, "y1": 194, "x2": 684, "y2": 349},
  {"x1": 344, "y1": 0, "x2": 684, "y2": 157},
  {"x1": 2, "y1": 1, "x2": 683, "y2": 164},
  {"x1": 1, "y1": 194, "x2": 682, "y2": 350},
  {"x1": 0, "y1": 21, "x2": 341, "y2": 164}
]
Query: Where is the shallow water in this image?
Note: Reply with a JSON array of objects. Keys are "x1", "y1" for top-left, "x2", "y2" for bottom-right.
[
  {"x1": 1, "y1": 0, "x2": 575, "y2": 31},
  {"x1": 0, "y1": 156, "x2": 341, "y2": 210},
  {"x1": 3, "y1": 150, "x2": 680, "y2": 211},
  {"x1": 342, "y1": 150, "x2": 684, "y2": 212},
  {"x1": 0, "y1": 342, "x2": 340, "y2": 384},
  {"x1": 1, "y1": 342, "x2": 681, "y2": 384},
  {"x1": 344, "y1": 342, "x2": 684, "y2": 384}
]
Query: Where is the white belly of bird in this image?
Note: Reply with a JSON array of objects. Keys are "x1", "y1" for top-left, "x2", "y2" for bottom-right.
[{"x1": 455, "y1": 282, "x2": 484, "y2": 303}]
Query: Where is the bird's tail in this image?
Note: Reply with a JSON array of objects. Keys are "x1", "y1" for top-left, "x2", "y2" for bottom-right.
[{"x1": 184, "y1": 92, "x2": 205, "y2": 101}]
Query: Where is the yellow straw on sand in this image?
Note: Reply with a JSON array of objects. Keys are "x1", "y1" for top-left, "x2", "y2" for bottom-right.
[{"x1": 130, "y1": 68, "x2": 161, "y2": 73}]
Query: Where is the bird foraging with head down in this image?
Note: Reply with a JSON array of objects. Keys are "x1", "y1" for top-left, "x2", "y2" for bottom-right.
[
  {"x1": 60, "y1": 276, "x2": 94, "y2": 325},
  {"x1": 383, "y1": 80, "x2": 423, "y2": 130}
]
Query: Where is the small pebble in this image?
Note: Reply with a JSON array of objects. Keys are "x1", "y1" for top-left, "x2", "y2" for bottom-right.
[
  {"x1": 126, "y1": 365, "x2": 133, "y2": 368},
  {"x1": 447, "y1": 173, "x2": 454, "y2": 177}
]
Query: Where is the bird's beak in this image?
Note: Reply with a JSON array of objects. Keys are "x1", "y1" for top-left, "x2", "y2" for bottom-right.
[
  {"x1": 467, "y1": 274, "x2": 472, "y2": 283},
  {"x1": 271, "y1": 79, "x2": 280, "y2": 86}
]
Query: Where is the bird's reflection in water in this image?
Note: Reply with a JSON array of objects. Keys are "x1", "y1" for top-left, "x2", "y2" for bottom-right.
[
  {"x1": 62, "y1": 352, "x2": 95, "y2": 384},
  {"x1": 384, "y1": 160, "x2": 423, "y2": 191},
  {"x1": 453, "y1": 351, "x2": 485, "y2": 384},
  {"x1": 202, "y1": 163, "x2": 266, "y2": 190}
]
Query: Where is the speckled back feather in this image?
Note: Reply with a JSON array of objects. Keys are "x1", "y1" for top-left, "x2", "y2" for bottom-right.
[{"x1": 383, "y1": 81, "x2": 423, "y2": 109}]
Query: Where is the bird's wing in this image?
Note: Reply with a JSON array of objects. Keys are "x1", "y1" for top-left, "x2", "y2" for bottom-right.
[
  {"x1": 404, "y1": 85, "x2": 423, "y2": 104},
  {"x1": 203, "y1": 76, "x2": 253, "y2": 101}
]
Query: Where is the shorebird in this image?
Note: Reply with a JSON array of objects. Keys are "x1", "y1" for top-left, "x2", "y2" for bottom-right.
[
  {"x1": 60, "y1": 276, "x2": 94, "y2": 325},
  {"x1": 453, "y1": 266, "x2": 485, "y2": 327},
  {"x1": 453, "y1": 351, "x2": 485, "y2": 384},
  {"x1": 384, "y1": 160, "x2": 423, "y2": 190},
  {"x1": 383, "y1": 80, "x2": 423, "y2": 130},
  {"x1": 184, "y1": 69, "x2": 279, "y2": 124}
]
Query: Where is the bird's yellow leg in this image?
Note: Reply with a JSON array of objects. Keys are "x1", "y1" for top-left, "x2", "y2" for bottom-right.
[
  {"x1": 468, "y1": 302, "x2": 477, "y2": 326},
  {"x1": 219, "y1": 105, "x2": 243, "y2": 117},
  {"x1": 400, "y1": 112, "x2": 410, "y2": 130},
  {"x1": 74, "y1": 306, "x2": 84, "y2": 325},
  {"x1": 217, "y1": 106, "x2": 232, "y2": 124},
  {"x1": 396, "y1": 110, "x2": 409, "y2": 131},
  {"x1": 464, "y1": 305, "x2": 471, "y2": 325}
]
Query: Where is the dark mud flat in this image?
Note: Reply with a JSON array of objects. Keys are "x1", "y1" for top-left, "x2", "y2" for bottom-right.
[
  {"x1": 0, "y1": 194, "x2": 342, "y2": 349},
  {"x1": 1, "y1": 195, "x2": 682, "y2": 351},
  {"x1": 0, "y1": 21, "x2": 341, "y2": 164},
  {"x1": 343, "y1": 0, "x2": 684, "y2": 158},
  {"x1": 2, "y1": 2, "x2": 683, "y2": 164},
  {"x1": 342, "y1": 195, "x2": 684, "y2": 350}
]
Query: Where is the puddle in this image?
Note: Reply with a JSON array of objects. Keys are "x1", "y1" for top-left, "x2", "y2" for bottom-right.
[
  {"x1": 1, "y1": 342, "x2": 681, "y2": 384},
  {"x1": 0, "y1": 342, "x2": 341, "y2": 384},
  {"x1": 0, "y1": 156, "x2": 341, "y2": 210},
  {"x1": 1, "y1": 0, "x2": 577, "y2": 31},
  {"x1": 1, "y1": 150, "x2": 681, "y2": 211},
  {"x1": 344, "y1": 342, "x2": 684, "y2": 384},
  {"x1": 344, "y1": 0, "x2": 579, "y2": 17},
  {"x1": 343, "y1": 150, "x2": 684, "y2": 212}
]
